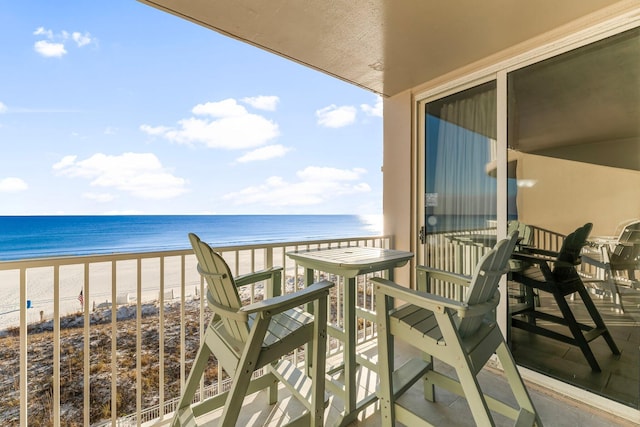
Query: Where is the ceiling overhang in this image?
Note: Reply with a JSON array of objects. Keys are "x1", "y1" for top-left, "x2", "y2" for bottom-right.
[{"x1": 138, "y1": 0, "x2": 628, "y2": 97}]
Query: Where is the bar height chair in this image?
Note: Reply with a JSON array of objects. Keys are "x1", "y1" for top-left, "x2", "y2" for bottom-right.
[
  {"x1": 172, "y1": 233, "x2": 334, "y2": 427},
  {"x1": 510, "y1": 223, "x2": 620, "y2": 372},
  {"x1": 374, "y1": 232, "x2": 542, "y2": 426}
]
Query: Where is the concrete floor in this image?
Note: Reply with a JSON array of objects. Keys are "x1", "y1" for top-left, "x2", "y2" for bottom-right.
[{"x1": 192, "y1": 339, "x2": 633, "y2": 426}]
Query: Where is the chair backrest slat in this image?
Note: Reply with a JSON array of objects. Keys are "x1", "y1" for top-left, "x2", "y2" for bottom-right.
[
  {"x1": 189, "y1": 233, "x2": 249, "y2": 342},
  {"x1": 508, "y1": 220, "x2": 533, "y2": 246},
  {"x1": 610, "y1": 220, "x2": 640, "y2": 267},
  {"x1": 457, "y1": 232, "x2": 518, "y2": 337},
  {"x1": 552, "y1": 223, "x2": 592, "y2": 282}
]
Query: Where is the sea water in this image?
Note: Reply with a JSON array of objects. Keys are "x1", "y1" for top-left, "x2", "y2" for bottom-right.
[
  {"x1": 0, "y1": 215, "x2": 382, "y2": 329},
  {"x1": 0, "y1": 214, "x2": 383, "y2": 261}
]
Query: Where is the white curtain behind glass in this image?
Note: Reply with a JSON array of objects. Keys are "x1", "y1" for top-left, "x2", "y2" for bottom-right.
[{"x1": 432, "y1": 88, "x2": 497, "y2": 233}]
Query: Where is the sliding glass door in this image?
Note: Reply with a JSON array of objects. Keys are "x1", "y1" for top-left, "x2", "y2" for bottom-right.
[
  {"x1": 419, "y1": 25, "x2": 639, "y2": 409},
  {"x1": 506, "y1": 27, "x2": 639, "y2": 409},
  {"x1": 422, "y1": 81, "x2": 498, "y2": 275}
]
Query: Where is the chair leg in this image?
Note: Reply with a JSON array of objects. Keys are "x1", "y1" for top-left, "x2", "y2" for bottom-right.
[
  {"x1": 422, "y1": 354, "x2": 435, "y2": 403},
  {"x1": 495, "y1": 341, "x2": 541, "y2": 426},
  {"x1": 377, "y1": 295, "x2": 395, "y2": 427},
  {"x1": 219, "y1": 321, "x2": 269, "y2": 427},
  {"x1": 310, "y1": 296, "x2": 328, "y2": 427},
  {"x1": 552, "y1": 290, "x2": 601, "y2": 371},
  {"x1": 575, "y1": 285, "x2": 620, "y2": 355},
  {"x1": 438, "y1": 312, "x2": 494, "y2": 426},
  {"x1": 517, "y1": 285, "x2": 538, "y2": 325},
  {"x1": 172, "y1": 335, "x2": 214, "y2": 427},
  {"x1": 454, "y1": 357, "x2": 494, "y2": 426}
]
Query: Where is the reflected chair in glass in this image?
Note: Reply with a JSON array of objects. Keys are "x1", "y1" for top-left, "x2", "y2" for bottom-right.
[
  {"x1": 374, "y1": 232, "x2": 542, "y2": 426},
  {"x1": 507, "y1": 220, "x2": 538, "y2": 304},
  {"x1": 608, "y1": 220, "x2": 640, "y2": 283},
  {"x1": 172, "y1": 233, "x2": 334, "y2": 427},
  {"x1": 581, "y1": 219, "x2": 640, "y2": 313},
  {"x1": 510, "y1": 223, "x2": 620, "y2": 372}
]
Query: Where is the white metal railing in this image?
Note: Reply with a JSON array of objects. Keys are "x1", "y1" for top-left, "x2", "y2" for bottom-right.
[
  {"x1": 421, "y1": 224, "x2": 567, "y2": 301},
  {"x1": 0, "y1": 235, "x2": 391, "y2": 426}
]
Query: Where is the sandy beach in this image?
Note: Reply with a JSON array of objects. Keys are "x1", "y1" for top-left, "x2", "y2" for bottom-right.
[{"x1": 0, "y1": 251, "x2": 283, "y2": 331}]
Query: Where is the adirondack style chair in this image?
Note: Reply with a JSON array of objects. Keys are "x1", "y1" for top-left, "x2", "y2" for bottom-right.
[
  {"x1": 373, "y1": 232, "x2": 541, "y2": 426},
  {"x1": 508, "y1": 220, "x2": 533, "y2": 247},
  {"x1": 510, "y1": 223, "x2": 620, "y2": 372},
  {"x1": 507, "y1": 220, "x2": 536, "y2": 302},
  {"x1": 607, "y1": 220, "x2": 640, "y2": 283},
  {"x1": 172, "y1": 233, "x2": 334, "y2": 427},
  {"x1": 581, "y1": 219, "x2": 640, "y2": 313},
  {"x1": 602, "y1": 220, "x2": 640, "y2": 309}
]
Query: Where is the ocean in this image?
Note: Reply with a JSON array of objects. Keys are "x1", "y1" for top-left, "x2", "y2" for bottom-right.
[{"x1": 0, "y1": 215, "x2": 383, "y2": 261}]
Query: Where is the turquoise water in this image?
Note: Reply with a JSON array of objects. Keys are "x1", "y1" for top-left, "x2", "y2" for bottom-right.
[{"x1": 0, "y1": 215, "x2": 382, "y2": 261}]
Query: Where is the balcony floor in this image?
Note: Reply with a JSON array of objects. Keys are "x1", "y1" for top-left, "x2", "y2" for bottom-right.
[
  {"x1": 510, "y1": 280, "x2": 640, "y2": 409},
  {"x1": 190, "y1": 339, "x2": 631, "y2": 426}
]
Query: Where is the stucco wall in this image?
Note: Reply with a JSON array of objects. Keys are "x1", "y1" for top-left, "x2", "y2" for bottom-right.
[
  {"x1": 383, "y1": 90, "x2": 414, "y2": 284},
  {"x1": 515, "y1": 153, "x2": 640, "y2": 237}
]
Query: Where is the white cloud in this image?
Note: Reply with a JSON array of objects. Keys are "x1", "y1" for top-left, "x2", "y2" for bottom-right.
[
  {"x1": 192, "y1": 99, "x2": 247, "y2": 117},
  {"x1": 33, "y1": 27, "x2": 53, "y2": 38},
  {"x1": 34, "y1": 40, "x2": 67, "y2": 58},
  {"x1": 223, "y1": 166, "x2": 370, "y2": 207},
  {"x1": 236, "y1": 144, "x2": 291, "y2": 163},
  {"x1": 316, "y1": 105, "x2": 357, "y2": 128},
  {"x1": 361, "y1": 96, "x2": 383, "y2": 117},
  {"x1": 72, "y1": 32, "x2": 92, "y2": 47},
  {"x1": 83, "y1": 192, "x2": 115, "y2": 202},
  {"x1": 241, "y1": 96, "x2": 279, "y2": 111},
  {"x1": 139, "y1": 124, "x2": 171, "y2": 136},
  {"x1": 33, "y1": 27, "x2": 94, "y2": 58},
  {"x1": 297, "y1": 166, "x2": 366, "y2": 181},
  {"x1": 52, "y1": 155, "x2": 78, "y2": 170},
  {"x1": 0, "y1": 177, "x2": 28, "y2": 193},
  {"x1": 53, "y1": 152, "x2": 188, "y2": 200},
  {"x1": 140, "y1": 98, "x2": 280, "y2": 150},
  {"x1": 0, "y1": 102, "x2": 7, "y2": 113}
]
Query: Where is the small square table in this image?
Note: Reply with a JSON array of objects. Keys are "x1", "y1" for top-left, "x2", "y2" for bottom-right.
[{"x1": 287, "y1": 246, "x2": 414, "y2": 426}]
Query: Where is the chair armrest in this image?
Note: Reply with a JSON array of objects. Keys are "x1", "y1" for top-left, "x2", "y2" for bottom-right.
[
  {"x1": 234, "y1": 267, "x2": 283, "y2": 287},
  {"x1": 512, "y1": 252, "x2": 580, "y2": 269},
  {"x1": 416, "y1": 265, "x2": 472, "y2": 287},
  {"x1": 372, "y1": 277, "x2": 468, "y2": 315},
  {"x1": 240, "y1": 280, "x2": 334, "y2": 317},
  {"x1": 518, "y1": 247, "x2": 559, "y2": 258},
  {"x1": 459, "y1": 293, "x2": 499, "y2": 318},
  {"x1": 511, "y1": 252, "x2": 553, "y2": 265},
  {"x1": 373, "y1": 277, "x2": 499, "y2": 319}
]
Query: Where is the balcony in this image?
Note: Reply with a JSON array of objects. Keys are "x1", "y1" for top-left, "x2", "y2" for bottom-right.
[{"x1": 0, "y1": 234, "x2": 634, "y2": 426}]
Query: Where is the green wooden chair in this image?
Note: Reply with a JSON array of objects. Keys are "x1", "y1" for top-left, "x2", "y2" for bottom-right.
[
  {"x1": 507, "y1": 220, "x2": 538, "y2": 306},
  {"x1": 602, "y1": 220, "x2": 640, "y2": 311},
  {"x1": 581, "y1": 219, "x2": 640, "y2": 313},
  {"x1": 172, "y1": 233, "x2": 334, "y2": 427},
  {"x1": 510, "y1": 223, "x2": 620, "y2": 372},
  {"x1": 373, "y1": 232, "x2": 542, "y2": 426}
]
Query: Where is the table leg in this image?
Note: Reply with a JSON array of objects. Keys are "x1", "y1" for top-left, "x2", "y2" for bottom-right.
[
  {"x1": 343, "y1": 276, "x2": 356, "y2": 419},
  {"x1": 385, "y1": 268, "x2": 394, "y2": 373},
  {"x1": 304, "y1": 267, "x2": 316, "y2": 376}
]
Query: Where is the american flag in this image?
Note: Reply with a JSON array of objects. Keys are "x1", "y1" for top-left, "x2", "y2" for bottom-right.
[{"x1": 78, "y1": 290, "x2": 84, "y2": 307}]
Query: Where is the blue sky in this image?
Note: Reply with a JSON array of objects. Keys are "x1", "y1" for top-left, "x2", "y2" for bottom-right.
[{"x1": 0, "y1": 1, "x2": 383, "y2": 215}]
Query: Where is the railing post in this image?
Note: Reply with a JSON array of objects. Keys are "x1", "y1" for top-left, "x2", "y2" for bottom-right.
[
  {"x1": 265, "y1": 246, "x2": 274, "y2": 270},
  {"x1": 53, "y1": 265, "x2": 61, "y2": 427},
  {"x1": 19, "y1": 268, "x2": 27, "y2": 427}
]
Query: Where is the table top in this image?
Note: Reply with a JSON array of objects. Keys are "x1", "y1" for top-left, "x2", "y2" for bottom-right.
[{"x1": 287, "y1": 246, "x2": 414, "y2": 278}]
